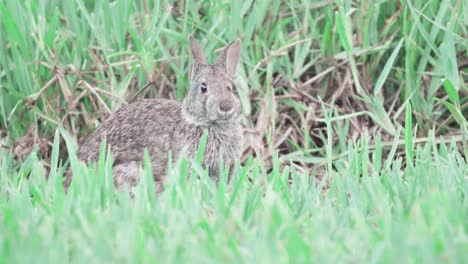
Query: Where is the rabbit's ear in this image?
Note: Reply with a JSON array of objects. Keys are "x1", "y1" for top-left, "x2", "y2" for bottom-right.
[
  {"x1": 215, "y1": 39, "x2": 241, "y2": 77},
  {"x1": 189, "y1": 35, "x2": 207, "y2": 76}
]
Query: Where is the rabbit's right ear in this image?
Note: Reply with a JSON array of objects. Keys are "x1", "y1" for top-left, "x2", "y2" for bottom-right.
[
  {"x1": 189, "y1": 35, "x2": 207, "y2": 78},
  {"x1": 215, "y1": 39, "x2": 241, "y2": 78}
]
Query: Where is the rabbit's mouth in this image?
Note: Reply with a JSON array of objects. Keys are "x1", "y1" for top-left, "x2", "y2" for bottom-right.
[
  {"x1": 210, "y1": 112, "x2": 239, "y2": 125},
  {"x1": 216, "y1": 113, "x2": 235, "y2": 121}
]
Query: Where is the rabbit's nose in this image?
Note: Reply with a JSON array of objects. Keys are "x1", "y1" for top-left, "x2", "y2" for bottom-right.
[{"x1": 218, "y1": 100, "x2": 234, "y2": 114}]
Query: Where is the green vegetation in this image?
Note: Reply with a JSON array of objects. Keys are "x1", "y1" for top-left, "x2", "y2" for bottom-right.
[{"x1": 0, "y1": 0, "x2": 467, "y2": 263}]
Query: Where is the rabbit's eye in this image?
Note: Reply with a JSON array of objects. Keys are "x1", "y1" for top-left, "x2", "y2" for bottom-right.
[
  {"x1": 226, "y1": 86, "x2": 232, "y2": 92},
  {"x1": 200, "y1": 82, "x2": 207, "y2": 93}
]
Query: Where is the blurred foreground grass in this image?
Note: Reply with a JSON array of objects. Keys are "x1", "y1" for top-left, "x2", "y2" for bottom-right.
[
  {"x1": 1, "y1": 128, "x2": 467, "y2": 262},
  {"x1": 0, "y1": 0, "x2": 467, "y2": 263}
]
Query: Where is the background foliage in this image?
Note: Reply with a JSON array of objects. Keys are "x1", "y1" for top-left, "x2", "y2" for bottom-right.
[{"x1": 0, "y1": 0, "x2": 467, "y2": 263}]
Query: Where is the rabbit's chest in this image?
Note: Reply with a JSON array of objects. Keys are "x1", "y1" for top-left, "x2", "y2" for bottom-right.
[
  {"x1": 203, "y1": 129, "x2": 243, "y2": 165},
  {"x1": 172, "y1": 125, "x2": 243, "y2": 167}
]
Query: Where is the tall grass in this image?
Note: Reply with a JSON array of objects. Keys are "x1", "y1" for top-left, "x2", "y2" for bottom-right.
[{"x1": 0, "y1": 0, "x2": 467, "y2": 263}]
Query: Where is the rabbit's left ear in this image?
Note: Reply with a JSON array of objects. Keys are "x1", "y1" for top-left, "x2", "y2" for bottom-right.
[
  {"x1": 215, "y1": 39, "x2": 241, "y2": 78},
  {"x1": 189, "y1": 35, "x2": 207, "y2": 76}
]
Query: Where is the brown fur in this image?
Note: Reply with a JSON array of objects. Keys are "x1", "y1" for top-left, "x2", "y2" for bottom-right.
[{"x1": 65, "y1": 36, "x2": 243, "y2": 194}]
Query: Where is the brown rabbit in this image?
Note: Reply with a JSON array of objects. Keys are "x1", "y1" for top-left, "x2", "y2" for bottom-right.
[{"x1": 65, "y1": 36, "x2": 243, "y2": 194}]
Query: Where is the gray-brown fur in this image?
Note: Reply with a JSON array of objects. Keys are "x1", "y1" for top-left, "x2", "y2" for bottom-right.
[{"x1": 65, "y1": 36, "x2": 243, "y2": 194}]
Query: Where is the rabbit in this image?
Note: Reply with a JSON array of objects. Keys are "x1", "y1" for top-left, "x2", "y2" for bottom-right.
[{"x1": 64, "y1": 35, "x2": 244, "y2": 194}]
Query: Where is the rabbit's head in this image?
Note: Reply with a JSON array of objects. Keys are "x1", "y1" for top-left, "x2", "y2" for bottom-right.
[{"x1": 182, "y1": 36, "x2": 242, "y2": 127}]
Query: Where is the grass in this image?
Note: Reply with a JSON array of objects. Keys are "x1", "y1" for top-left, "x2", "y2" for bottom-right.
[
  {"x1": 1, "y1": 125, "x2": 467, "y2": 263},
  {"x1": 0, "y1": 0, "x2": 467, "y2": 263}
]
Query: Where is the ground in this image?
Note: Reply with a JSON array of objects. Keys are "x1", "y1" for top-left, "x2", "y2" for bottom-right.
[{"x1": 0, "y1": 0, "x2": 467, "y2": 263}]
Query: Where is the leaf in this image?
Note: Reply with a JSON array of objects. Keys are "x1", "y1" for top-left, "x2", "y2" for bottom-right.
[
  {"x1": 442, "y1": 78, "x2": 459, "y2": 106},
  {"x1": 374, "y1": 38, "x2": 404, "y2": 96},
  {"x1": 405, "y1": 102, "x2": 414, "y2": 167},
  {"x1": 435, "y1": 98, "x2": 468, "y2": 131},
  {"x1": 335, "y1": 11, "x2": 351, "y2": 52}
]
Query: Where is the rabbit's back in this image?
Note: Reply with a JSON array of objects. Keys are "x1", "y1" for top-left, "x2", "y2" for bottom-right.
[{"x1": 78, "y1": 98, "x2": 182, "y2": 176}]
